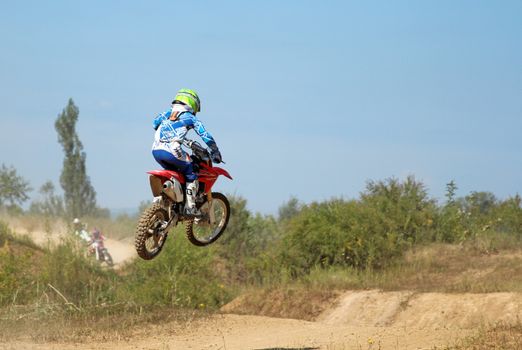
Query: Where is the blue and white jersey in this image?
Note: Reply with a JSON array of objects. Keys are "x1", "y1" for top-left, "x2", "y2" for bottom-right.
[{"x1": 152, "y1": 108, "x2": 218, "y2": 159}]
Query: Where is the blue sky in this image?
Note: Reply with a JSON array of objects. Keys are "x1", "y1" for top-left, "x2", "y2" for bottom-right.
[{"x1": 1, "y1": 1, "x2": 521, "y2": 214}]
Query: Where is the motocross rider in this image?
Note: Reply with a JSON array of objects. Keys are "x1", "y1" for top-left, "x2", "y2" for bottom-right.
[
  {"x1": 72, "y1": 218, "x2": 91, "y2": 242},
  {"x1": 151, "y1": 88, "x2": 222, "y2": 217},
  {"x1": 91, "y1": 228, "x2": 104, "y2": 242}
]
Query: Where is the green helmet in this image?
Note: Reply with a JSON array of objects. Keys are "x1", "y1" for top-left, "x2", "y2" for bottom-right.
[{"x1": 172, "y1": 88, "x2": 201, "y2": 113}]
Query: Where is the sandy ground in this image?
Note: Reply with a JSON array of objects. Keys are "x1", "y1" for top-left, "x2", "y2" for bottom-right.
[
  {"x1": 101, "y1": 238, "x2": 135, "y2": 267},
  {"x1": 0, "y1": 313, "x2": 472, "y2": 350}
]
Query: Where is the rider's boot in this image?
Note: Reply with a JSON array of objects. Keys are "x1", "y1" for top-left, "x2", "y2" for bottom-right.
[{"x1": 184, "y1": 180, "x2": 201, "y2": 218}]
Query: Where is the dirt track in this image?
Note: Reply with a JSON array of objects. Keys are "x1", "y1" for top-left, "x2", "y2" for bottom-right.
[
  {"x1": 9, "y1": 224, "x2": 135, "y2": 268},
  {"x1": 9, "y1": 289, "x2": 522, "y2": 349},
  {"x1": 1, "y1": 313, "x2": 471, "y2": 350}
]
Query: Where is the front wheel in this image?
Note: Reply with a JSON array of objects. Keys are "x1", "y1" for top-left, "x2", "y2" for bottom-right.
[
  {"x1": 135, "y1": 203, "x2": 169, "y2": 260},
  {"x1": 103, "y1": 249, "x2": 114, "y2": 267},
  {"x1": 185, "y1": 192, "x2": 230, "y2": 246}
]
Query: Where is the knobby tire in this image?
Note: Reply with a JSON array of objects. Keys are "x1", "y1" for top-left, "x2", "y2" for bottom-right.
[
  {"x1": 135, "y1": 203, "x2": 169, "y2": 260},
  {"x1": 185, "y1": 192, "x2": 230, "y2": 247}
]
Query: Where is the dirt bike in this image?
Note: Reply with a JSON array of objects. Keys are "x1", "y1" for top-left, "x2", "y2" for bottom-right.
[
  {"x1": 135, "y1": 139, "x2": 232, "y2": 260},
  {"x1": 88, "y1": 235, "x2": 114, "y2": 267}
]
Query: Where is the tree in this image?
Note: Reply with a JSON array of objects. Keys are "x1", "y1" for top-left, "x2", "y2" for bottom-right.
[
  {"x1": 55, "y1": 98, "x2": 97, "y2": 217},
  {"x1": 29, "y1": 180, "x2": 64, "y2": 217},
  {"x1": 0, "y1": 164, "x2": 32, "y2": 210},
  {"x1": 465, "y1": 191, "x2": 497, "y2": 214},
  {"x1": 278, "y1": 196, "x2": 302, "y2": 222},
  {"x1": 445, "y1": 180, "x2": 458, "y2": 204},
  {"x1": 437, "y1": 180, "x2": 466, "y2": 242}
]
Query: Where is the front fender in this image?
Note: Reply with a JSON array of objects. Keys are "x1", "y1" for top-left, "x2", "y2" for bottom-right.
[{"x1": 209, "y1": 166, "x2": 233, "y2": 180}]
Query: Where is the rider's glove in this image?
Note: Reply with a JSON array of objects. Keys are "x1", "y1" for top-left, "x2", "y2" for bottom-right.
[{"x1": 211, "y1": 149, "x2": 222, "y2": 164}]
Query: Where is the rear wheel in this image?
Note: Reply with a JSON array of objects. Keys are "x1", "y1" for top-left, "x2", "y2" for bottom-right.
[
  {"x1": 135, "y1": 203, "x2": 169, "y2": 260},
  {"x1": 185, "y1": 192, "x2": 230, "y2": 246}
]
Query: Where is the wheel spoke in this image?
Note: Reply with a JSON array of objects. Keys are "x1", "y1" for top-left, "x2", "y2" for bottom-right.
[
  {"x1": 184, "y1": 193, "x2": 230, "y2": 247},
  {"x1": 135, "y1": 203, "x2": 170, "y2": 260}
]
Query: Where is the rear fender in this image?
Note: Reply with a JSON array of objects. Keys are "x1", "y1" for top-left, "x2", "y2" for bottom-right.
[
  {"x1": 147, "y1": 170, "x2": 185, "y2": 184},
  {"x1": 147, "y1": 170, "x2": 185, "y2": 200},
  {"x1": 149, "y1": 175, "x2": 164, "y2": 197}
]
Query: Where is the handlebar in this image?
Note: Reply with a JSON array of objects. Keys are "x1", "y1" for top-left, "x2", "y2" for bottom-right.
[
  {"x1": 183, "y1": 139, "x2": 224, "y2": 164},
  {"x1": 183, "y1": 139, "x2": 209, "y2": 159}
]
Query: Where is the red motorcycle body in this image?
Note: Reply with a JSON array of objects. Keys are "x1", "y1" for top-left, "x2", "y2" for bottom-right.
[{"x1": 147, "y1": 163, "x2": 232, "y2": 193}]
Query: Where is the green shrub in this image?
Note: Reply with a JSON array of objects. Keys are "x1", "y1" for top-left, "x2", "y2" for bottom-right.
[
  {"x1": 492, "y1": 195, "x2": 522, "y2": 235},
  {"x1": 280, "y1": 176, "x2": 436, "y2": 273},
  {"x1": 118, "y1": 229, "x2": 231, "y2": 308},
  {"x1": 0, "y1": 244, "x2": 35, "y2": 306},
  {"x1": 361, "y1": 176, "x2": 436, "y2": 243},
  {"x1": 214, "y1": 195, "x2": 281, "y2": 285}
]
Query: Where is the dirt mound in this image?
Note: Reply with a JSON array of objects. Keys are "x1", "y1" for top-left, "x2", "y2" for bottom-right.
[
  {"x1": 223, "y1": 289, "x2": 522, "y2": 329},
  {"x1": 220, "y1": 288, "x2": 338, "y2": 321},
  {"x1": 318, "y1": 290, "x2": 522, "y2": 329},
  {"x1": 318, "y1": 290, "x2": 413, "y2": 326}
]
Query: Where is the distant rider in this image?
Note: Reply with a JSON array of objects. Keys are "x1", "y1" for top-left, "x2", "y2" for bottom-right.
[
  {"x1": 89, "y1": 228, "x2": 107, "y2": 261},
  {"x1": 72, "y1": 218, "x2": 91, "y2": 242},
  {"x1": 90, "y1": 228, "x2": 105, "y2": 242},
  {"x1": 151, "y1": 89, "x2": 222, "y2": 217}
]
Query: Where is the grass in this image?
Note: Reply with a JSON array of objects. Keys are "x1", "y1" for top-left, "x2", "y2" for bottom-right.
[
  {"x1": 297, "y1": 236, "x2": 522, "y2": 294},
  {"x1": 0, "y1": 303, "x2": 208, "y2": 343},
  {"x1": 0, "y1": 218, "x2": 232, "y2": 342},
  {"x1": 446, "y1": 322, "x2": 522, "y2": 349},
  {"x1": 0, "y1": 220, "x2": 42, "y2": 251}
]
